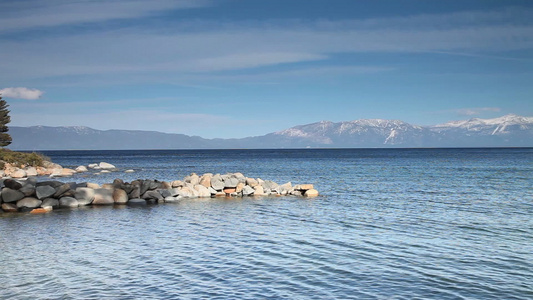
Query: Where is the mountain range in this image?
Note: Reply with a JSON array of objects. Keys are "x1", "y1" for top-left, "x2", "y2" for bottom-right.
[{"x1": 8, "y1": 114, "x2": 533, "y2": 150}]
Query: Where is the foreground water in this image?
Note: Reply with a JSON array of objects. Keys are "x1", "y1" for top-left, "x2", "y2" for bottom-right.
[{"x1": 1, "y1": 148, "x2": 532, "y2": 299}]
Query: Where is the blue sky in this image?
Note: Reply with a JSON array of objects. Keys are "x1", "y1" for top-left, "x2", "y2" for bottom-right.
[{"x1": 1, "y1": 0, "x2": 532, "y2": 138}]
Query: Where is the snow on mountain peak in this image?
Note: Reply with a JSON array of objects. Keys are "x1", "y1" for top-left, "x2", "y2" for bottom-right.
[{"x1": 435, "y1": 114, "x2": 533, "y2": 128}]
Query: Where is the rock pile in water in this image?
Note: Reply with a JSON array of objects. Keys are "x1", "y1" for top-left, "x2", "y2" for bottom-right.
[{"x1": 0, "y1": 172, "x2": 319, "y2": 214}]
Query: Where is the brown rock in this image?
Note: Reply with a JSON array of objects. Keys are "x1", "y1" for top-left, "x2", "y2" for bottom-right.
[
  {"x1": 25, "y1": 167, "x2": 38, "y2": 177},
  {"x1": 171, "y1": 180, "x2": 184, "y2": 188},
  {"x1": 36, "y1": 167, "x2": 49, "y2": 176},
  {"x1": 86, "y1": 182, "x2": 100, "y2": 189},
  {"x1": 92, "y1": 188, "x2": 114, "y2": 205},
  {"x1": 1, "y1": 203, "x2": 18, "y2": 212},
  {"x1": 246, "y1": 178, "x2": 259, "y2": 187},
  {"x1": 113, "y1": 189, "x2": 128, "y2": 204},
  {"x1": 223, "y1": 187, "x2": 236, "y2": 195},
  {"x1": 296, "y1": 184, "x2": 314, "y2": 190},
  {"x1": 30, "y1": 207, "x2": 53, "y2": 214},
  {"x1": 101, "y1": 183, "x2": 114, "y2": 190},
  {"x1": 194, "y1": 185, "x2": 211, "y2": 197},
  {"x1": 253, "y1": 185, "x2": 266, "y2": 196},
  {"x1": 236, "y1": 182, "x2": 245, "y2": 193},
  {"x1": 304, "y1": 189, "x2": 319, "y2": 197},
  {"x1": 11, "y1": 168, "x2": 27, "y2": 179},
  {"x1": 199, "y1": 175, "x2": 212, "y2": 188}
]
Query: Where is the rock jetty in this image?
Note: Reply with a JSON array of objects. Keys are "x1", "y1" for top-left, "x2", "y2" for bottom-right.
[{"x1": 0, "y1": 172, "x2": 319, "y2": 214}]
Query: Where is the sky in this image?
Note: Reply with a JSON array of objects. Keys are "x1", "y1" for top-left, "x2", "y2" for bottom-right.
[{"x1": 1, "y1": 0, "x2": 532, "y2": 138}]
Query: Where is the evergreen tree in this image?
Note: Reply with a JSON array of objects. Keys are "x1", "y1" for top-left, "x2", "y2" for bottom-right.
[{"x1": 0, "y1": 95, "x2": 12, "y2": 147}]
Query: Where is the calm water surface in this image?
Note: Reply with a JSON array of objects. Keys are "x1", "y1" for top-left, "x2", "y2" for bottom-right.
[{"x1": 1, "y1": 148, "x2": 532, "y2": 299}]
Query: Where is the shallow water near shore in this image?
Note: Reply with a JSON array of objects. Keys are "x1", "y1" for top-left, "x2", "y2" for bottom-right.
[{"x1": 1, "y1": 148, "x2": 532, "y2": 299}]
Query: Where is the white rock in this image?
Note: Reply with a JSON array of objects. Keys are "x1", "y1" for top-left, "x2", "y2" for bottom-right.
[
  {"x1": 25, "y1": 167, "x2": 38, "y2": 177},
  {"x1": 98, "y1": 162, "x2": 116, "y2": 170},
  {"x1": 11, "y1": 169, "x2": 27, "y2": 179},
  {"x1": 75, "y1": 166, "x2": 88, "y2": 172}
]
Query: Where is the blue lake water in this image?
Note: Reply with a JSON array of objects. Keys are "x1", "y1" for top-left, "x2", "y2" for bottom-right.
[{"x1": 1, "y1": 148, "x2": 532, "y2": 299}]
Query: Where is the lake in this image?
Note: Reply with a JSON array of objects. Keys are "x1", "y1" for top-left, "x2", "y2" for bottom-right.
[{"x1": 1, "y1": 148, "x2": 532, "y2": 299}]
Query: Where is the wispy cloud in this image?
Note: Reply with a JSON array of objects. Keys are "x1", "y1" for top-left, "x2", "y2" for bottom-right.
[
  {"x1": 0, "y1": 0, "x2": 211, "y2": 32},
  {"x1": 0, "y1": 87, "x2": 44, "y2": 100},
  {"x1": 1, "y1": 5, "x2": 532, "y2": 85}
]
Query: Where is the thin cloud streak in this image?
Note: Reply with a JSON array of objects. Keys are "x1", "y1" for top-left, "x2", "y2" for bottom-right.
[
  {"x1": 1, "y1": 24, "x2": 531, "y2": 83},
  {"x1": 0, "y1": 0, "x2": 211, "y2": 33}
]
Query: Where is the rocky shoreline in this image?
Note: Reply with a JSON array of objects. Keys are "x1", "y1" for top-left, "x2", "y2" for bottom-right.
[
  {"x1": 0, "y1": 171, "x2": 319, "y2": 214},
  {"x1": 1, "y1": 161, "x2": 121, "y2": 178}
]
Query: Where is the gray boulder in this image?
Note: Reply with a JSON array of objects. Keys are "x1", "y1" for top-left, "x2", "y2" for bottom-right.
[
  {"x1": 159, "y1": 189, "x2": 172, "y2": 198},
  {"x1": 92, "y1": 188, "x2": 114, "y2": 205},
  {"x1": 17, "y1": 197, "x2": 42, "y2": 209},
  {"x1": 74, "y1": 187, "x2": 95, "y2": 206},
  {"x1": 224, "y1": 177, "x2": 239, "y2": 188},
  {"x1": 2, "y1": 188, "x2": 25, "y2": 203},
  {"x1": 20, "y1": 184, "x2": 36, "y2": 197},
  {"x1": 53, "y1": 183, "x2": 71, "y2": 198},
  {"x1": 140, "y1": 180, "x2": 151, "y2": 195},
  {"x1": 36, "y1": 185, "x2": 56, "y2": 200},
  {"x1": 59, "y1": 197, "x2": 79, "y2": 208},
  {"x1": 242, "y1": 185, "x2": 255, "y2": 196},
  {"x1": 168, "y1": 188, "x2": 180, "y2": 197},
  {"x1": 42, "y1": 198, "x2": 59, "y2": 208},
  {"x1": 149, "y1": 181, "x2": 161, "y2": 190},
  {"x1": 142, "y1": 190, "x2": 163, "y2": 202},
  {"x1": 36, "y1": 181, "x2": 64, "y2": 188},
  {"x1": 262, "y1": 180, "x2": 279, "y2": 191},
  {"x1": 211, "y1": 176, "x2": 224, "y2": 190},
  {"x1": 129, "y1": 185, "x2": 141, "y2": 199}
]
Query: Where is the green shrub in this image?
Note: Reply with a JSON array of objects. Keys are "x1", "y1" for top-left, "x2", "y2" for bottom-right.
[{"x1": 0, "y1": 149, "x2": 50, "y2": 167}]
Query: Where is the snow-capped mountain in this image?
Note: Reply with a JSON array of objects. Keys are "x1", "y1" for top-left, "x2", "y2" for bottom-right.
[
  {"x1": 428, "y1": 114, "x2": 533, "y2": 147},
  {"x1": 272, "y1": 119, "x2": 429, "y2": 147},
  {"x1": 8, "y1": 114, "x2": 533, "y2": 150},
  {"x1": 433, "y1": 114, "x2": 533, "y2": 133}
]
